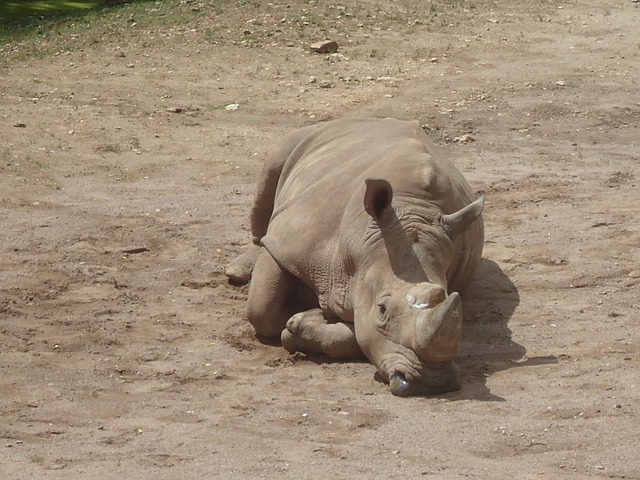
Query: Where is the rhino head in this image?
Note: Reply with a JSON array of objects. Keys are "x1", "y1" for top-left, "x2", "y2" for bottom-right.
[{"x1": 347, "y1": 179, "x2": 484, "y2": 396}]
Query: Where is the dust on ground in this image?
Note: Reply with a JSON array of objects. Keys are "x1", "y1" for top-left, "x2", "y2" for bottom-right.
[{"x1": 1, "y1": 0, "x2": 639, "y2": 478}]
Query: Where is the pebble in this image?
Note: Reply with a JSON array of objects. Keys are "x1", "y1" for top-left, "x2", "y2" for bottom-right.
[
  {"x1": 319, "y1": 80, "x2": 333, "y2": 89},
  {"x1": 454, "y1": 134, "x2": 476, "y2": 143},
  {"x1": 114, "y1": 50, "x2": 126, "y2": 58},
  {"x1": 310, "y1": 40, "x2": 339, "y2": 54},
  {"x1": 225, "y1": 103, "x2": 240, "y2": 111},
  {"x1": 167, "y1": 107, "x2": 183, "y2": 113}
]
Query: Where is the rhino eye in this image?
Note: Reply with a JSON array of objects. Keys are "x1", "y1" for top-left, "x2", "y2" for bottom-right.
[{"x1": 377, "y1": 303, "x2": 387, "y2": 315}]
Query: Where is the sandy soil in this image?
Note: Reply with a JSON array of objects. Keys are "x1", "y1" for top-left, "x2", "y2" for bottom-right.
[{"x1": 1, "y1": 0, "x2": 639, "y2": 478}]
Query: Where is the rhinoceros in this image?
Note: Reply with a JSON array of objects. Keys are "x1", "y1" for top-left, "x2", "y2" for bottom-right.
[{"x1": 226, "y1": 118, "x2": 484, "y2": 396}]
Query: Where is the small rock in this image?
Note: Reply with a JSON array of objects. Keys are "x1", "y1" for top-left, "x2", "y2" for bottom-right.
[
  {"x1": 225, "y1": 103, "x2": 240, "y2": 111},
  {"x1": 310, "y1": 40, "x2": 339, "y2": 54},
  {"x1": 556, "y1": 80, "x2": 567, "y2": 86},
  {"x1": 126, "y1": 63, "x2": 135, "y2": 68},
  {"x1": 319, "y1": 80, "x2": 333, "y2": 89},
  {"x1": 454, "y1": 134, "x2": 476, "y2": 143},
  {"x1": 167, "y1": 107, "x2": 183, "y2": 113},
  {"x1": 429, "y1": 57, "x2": 439, "y2": 63},
  {"x1": 13, "y1": 122, "x2": 27, "y2": 128},
  {"x1": 114, "y1": 50, "x2": 126, "y2": 58},
  {"x1": 327, "y1": 52, "x2": 348, "y2": 62},
  {"x1": 308, "y1": 75, "x2": 318, "y2": 84}
]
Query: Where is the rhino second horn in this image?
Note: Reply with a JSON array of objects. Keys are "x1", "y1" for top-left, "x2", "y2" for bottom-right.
[
  {"x1": 440, "y1": 195, "x2": 484, "y2": 237},
  {"x1": 414, "y1": 292, "x2": 463, "y2": 364}
]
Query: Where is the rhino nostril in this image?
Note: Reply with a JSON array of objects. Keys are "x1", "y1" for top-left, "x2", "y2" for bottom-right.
[{"x1": 389, "y1": 372, "x2": 411, "y2": 397}]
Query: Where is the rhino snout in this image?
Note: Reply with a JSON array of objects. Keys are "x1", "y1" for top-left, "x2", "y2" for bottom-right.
[
  {"x1": 414, "y1": 292, "x2": 463, "y2": 365},
  {"x1": 389, "y1": 365, "x2": 461, "y2": 397}
]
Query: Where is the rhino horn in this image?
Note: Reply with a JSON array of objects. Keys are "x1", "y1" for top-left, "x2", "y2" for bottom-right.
[
  {"x1": 440, "y1": 195, "x2": 484, "y2": 237},
  {"x1": 414, "y1": 292, "x2": 463, "y2": 364},
  {"x1": 364, "y1": 178, "x2": 393, "y2": 219}
]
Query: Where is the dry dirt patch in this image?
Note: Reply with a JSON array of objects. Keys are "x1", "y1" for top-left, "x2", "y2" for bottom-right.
[{"x1": 1, "y1": 0, "x2": 639, "y2": 478}]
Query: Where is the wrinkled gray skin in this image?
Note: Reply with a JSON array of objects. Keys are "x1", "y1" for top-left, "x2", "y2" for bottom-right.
[{"x1": 226, "y1": 118, "x2": 484, "y2": 396}]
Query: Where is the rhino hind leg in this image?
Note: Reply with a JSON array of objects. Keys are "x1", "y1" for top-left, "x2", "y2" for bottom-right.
[
  {"x1": 225, "y1": 244, "x2": 262, "y2": 285},
  {"x1": 281, "y1": 310, "x2": 363, "y2": 360}
]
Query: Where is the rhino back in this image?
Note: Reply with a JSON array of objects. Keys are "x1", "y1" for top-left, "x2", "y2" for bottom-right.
[{"x1": 260, "y1": 118, "x2": 482, "y2": 306}]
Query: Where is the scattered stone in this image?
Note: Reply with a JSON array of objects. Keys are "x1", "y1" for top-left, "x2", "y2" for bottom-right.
[
  {"x1": 308, "y1": 75, "x2": 317, "y2": 84},
  {"x1": 319, "y1": 80, "x2": 333, "y2": 89},
  {"x1": 377, "y1": 76, "x2": 399, "y2": 82},
  {"x1": 310, "y1": 40, "x2": 339, "y2": 54},
  {"x1": 225, "y1": 103, "x2": 240, "y2": 111},
  {"x1": 454, "y1": 134, "x2": 476, "y2": 143},
  {"x1": 556, "y1": 80, "x2": 567, "y2": 86},
  {"x1": 326, "y1": 53, "x2": 348, "y2": 62},
  {"x1": 114, "y1": 50, "x2": 126, "y2": 58},
  {"x1": 429, "y1": 57, "x2": 439, "y2": 63},
  {"x1": 167, "y1": 107, "x2": 183, "y2": 113},
  {"x1": 13, "y1": 122, "x2": 27, "y2": 128},
  {"x1": 126, "y1": 63, "x2": 135, "y2": 68}
]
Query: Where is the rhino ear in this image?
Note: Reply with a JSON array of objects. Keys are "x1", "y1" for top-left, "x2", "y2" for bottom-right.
[
  {"x1": 364, "y1": 179, "x2": 393, "y2": 220},
  {"x1": 440, "y1": 195, "x2": 484, "y2": 237}
]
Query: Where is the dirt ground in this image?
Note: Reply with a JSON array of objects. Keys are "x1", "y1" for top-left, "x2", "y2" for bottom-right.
[{"x1": 1, "y1": 0, "x2": 639, "y2": 478}]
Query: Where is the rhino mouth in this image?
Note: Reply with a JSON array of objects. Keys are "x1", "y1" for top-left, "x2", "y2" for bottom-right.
[{"x1": 386, "y1": 362, "x2": 460, "y2": 397}]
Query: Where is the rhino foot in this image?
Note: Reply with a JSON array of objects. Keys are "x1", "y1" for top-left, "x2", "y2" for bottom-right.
[
  {"x1": 225, "y1": 244, "x2": 262, "y2": 285},
  {"x1": 281, "y1": 310, "x2": 363, "y2": 360}
]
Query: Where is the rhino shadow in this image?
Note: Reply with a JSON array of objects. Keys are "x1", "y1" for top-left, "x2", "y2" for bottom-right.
[{"x1": 451, "y1": 258, "x2": 548, "y2": 402}]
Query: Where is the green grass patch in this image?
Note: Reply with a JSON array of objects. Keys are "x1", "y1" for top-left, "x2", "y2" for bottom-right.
[
  {"x1": 0, "y1": 1, "x2": 102, "y2": 23},
  {"x1": 0, "y1": 0, "x2": 167, "y2": 54}
]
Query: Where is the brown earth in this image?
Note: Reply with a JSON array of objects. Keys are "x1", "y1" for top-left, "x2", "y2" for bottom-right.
[{"x1": 1, "y1": 0, "x2": 639, "y2": 478}]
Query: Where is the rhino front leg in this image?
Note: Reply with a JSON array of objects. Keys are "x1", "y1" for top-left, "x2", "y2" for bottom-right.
[
  {"x1": 281, "y1": 309, "x2": 364, "y2": 360},
  {"x1": 246, "y1": 251, "x2": 299, "y2": 338},
  {"x1": 247, "y1": 250, "x2": 318, "y2": 338}
]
